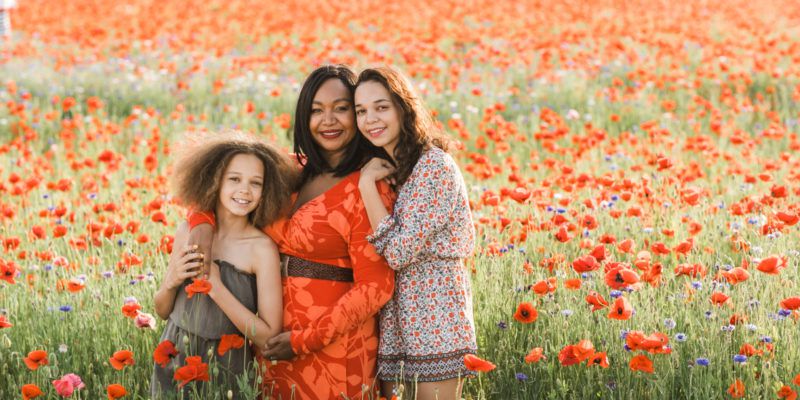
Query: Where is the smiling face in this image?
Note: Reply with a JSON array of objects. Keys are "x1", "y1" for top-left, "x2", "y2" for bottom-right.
[
  {"x1": 308, "y1": 78, "x2": 357, "y2": 167},
  {"x1": 217, "y1": 153, "x2": 264, "y2": 218},
  {"x1": 355, "y1": 80, "x2": 402, "y2": 159}
]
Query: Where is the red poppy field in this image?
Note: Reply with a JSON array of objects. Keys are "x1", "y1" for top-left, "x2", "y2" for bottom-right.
[{"x1": 2, "y1": 0, "x2": 800, "y2": 398}]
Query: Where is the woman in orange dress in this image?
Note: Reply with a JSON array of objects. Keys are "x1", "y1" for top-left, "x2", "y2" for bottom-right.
[{"x1": 188, "y1": 65, "x2": 395, "y2": 399}]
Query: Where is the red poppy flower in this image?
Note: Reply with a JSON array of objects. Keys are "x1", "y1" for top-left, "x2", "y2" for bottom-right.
[
  {"x1": 793, "y1": 374, "x2": 800, "y2": 386},
  {"x1": 185, "y1": 278, "x2": 212, "y2": 298},
  {"x1": 23, "y1": 350, "x2": 48, "y2": 370},
  {"x1": 608, "y1": 296, "x2": 633, "y2": 320},
  {"x1": 585, "y1": 291, "x2": 609, "y2": 312},
  {"x1": 604, "y1": 266, "x2": 640, "y2": 290},
  {"x1": 727, "y1": 379, "x2": 745, "y2": 398},
  {"x1": 616, "y1": 238, "x2": 635, "y2": 253},
  {"x1": 756, "y1": 255, "x2": 785, "y2": 275},
  {"x1": 564, "y1": 278, "x2": 582, "y2": 290},
  {"x1": 173, "y1": 356, "x2": 210, "y2": 387},
  {"x1": 0, "y1": 314, "x2": 12, "y2": 328},
  {"x1": 121, "y1": 302, "x2": 141, "y2": 318},
  {"x1": 463, "y1": 354, "x2": 496, "y2": 372},
  {"x1": 513, "y1": 302, "x2": 538, "y2": 323},
  {"x1": 21, "y1": 384, "x2": 43, "y2": 400},
  {"x1": 629, "y1": 354, "x2": 654, "y2": 373},
  {"x1": 109, "y1": 350, "x2": 135, "y2": 370},
  {"x1": 218, "y1": 334, "x2": 245, "y2": 356},
  {"x1": 572, "y1": 339, "x2": 595, "y2": 362},
  {"x1": 1, "y1": 260, "x2": 18, "y2": 284},
  {"x1": 777, "y1": 386, "x2": 797, "y2": 400},
  {"x1": 106, "y1": 384, "x2": 127, "y2": 400},
  {"x1": 531, "y1": 278, "x2": 557, "y2": 295},
  {"x1": 710, "y1": 292, "x2": 730, "y2": 306},
  {"x1": 780, "y1": 296, "x2": 800, "y2": 310},
  {"x1": 153, "y1": 340, "x2": 179, "y2": 368},
  {"x1": 524, "y1": 347, "x2": 546, "y2": 363},
  {"x1": 587, "y1": 352, "x2": 609, "y2": 368},
  {"x1": 720, "y1": 267, "x2": 749, "y2": 285},
  {"x1": 558, "y1": 345, "x2": 581, "y2": 366},
  {"x1": 572, "y1": 255, "x2": 599, "y2": 273},
  {"x1": 738, "y1": 343, "x2": 761, "y2": 357}
]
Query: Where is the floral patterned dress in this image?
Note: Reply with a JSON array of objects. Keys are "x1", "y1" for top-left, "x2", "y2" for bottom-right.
[
  {"x1": 367, "y1": 146, "x2": 477, "y2": 382},
  {"x1": 261, "y1": 171, "x2": 395, "y2": 399}
]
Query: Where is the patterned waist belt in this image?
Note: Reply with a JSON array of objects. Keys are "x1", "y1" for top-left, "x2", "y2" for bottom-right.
[{"x1": 280, "y1": 255, "x2": 354, "y2": 283}]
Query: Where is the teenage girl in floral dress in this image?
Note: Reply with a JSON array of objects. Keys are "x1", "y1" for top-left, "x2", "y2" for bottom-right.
[{"x1": 355, "y1": 66, "x2": 477, "y2": 400}]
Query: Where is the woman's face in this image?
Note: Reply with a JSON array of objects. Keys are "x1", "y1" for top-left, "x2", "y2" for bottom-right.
[
  {"x1": 354, "y1": 80, "x2": 402, "y2": 158},
  {"x1": 309, "y1": 78, "x2": 356, "y2": 167}
]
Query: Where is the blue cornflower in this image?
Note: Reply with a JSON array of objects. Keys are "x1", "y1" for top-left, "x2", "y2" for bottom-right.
[
  {"x1": 760, "y1": 336, "x2": 773, "y2": 343},
  {"x1": 609, "y1": 290, "x2": 623, "y2": 299},
  {"x1": 497, "y1": 321, "x2": 508, "y2": 330},
  {"x1": 778, "y1": 309, "x2": 792, "y2": 317},
  {"x1": 721, "y1": 324, "x2": 736, "y2": 332},
  {"x1": 695, "y1": 358, "x2": 710, "y2": 366},
  {"x1": 102, "y1": 271, "x2": 113, "y2": 278},
  {"x1": 561, "y1": 309, "x2": 574, "y2": 317},
  {"x1": 59, "y1": 305, "x2": 72, "y2": 312},
  {"x1": 515, "y1": 373, "x2": 528, "y2": 382},
  {"x1": 745, "y1": 324, "x2": 758, "y2": 332},
  {"x1": 704, "y1": 311, "x2": 714, "y2": 319},
  {"x1": 691, "y1": 281, "x2": 703, "y2": 290},
  {"x1": 610, "y1": 194, "x2": 619, "y2": 201},
  {"x1": 44, "y1": 264, "x2": 53, "y2": 272},
  {"x1": 129, "y1": 280, "x2": 138, "y2": 285},
  {"x1": 733, "y1": 354, "x2": 747, "y2": 364},
  {"x1": 675, "y1": 333, "x2": 687, "y2": 342},
  {"x1": 556, "y1": 208, "x2": 566, "y2": 214}
]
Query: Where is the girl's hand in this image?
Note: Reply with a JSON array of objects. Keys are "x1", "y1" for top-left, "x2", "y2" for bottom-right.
[
  {"x1": 262, "y1": 331, "x2": 295, "y2": 361},
  {"x1": 163, "y1": 245, "x2": 204, "y2": 290},
  {"x1": 360, "y1": 158, "x2": 395, "y2": 184}
]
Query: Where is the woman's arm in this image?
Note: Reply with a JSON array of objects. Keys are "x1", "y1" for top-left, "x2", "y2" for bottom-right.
[
  {"x1": 366, "y1": 151, "x2": 462, "y2": 270},
  {"x1": 187, "y1": 211, "x2": 215, "y2": 273},
  {"x1": 153, "y1": 223, "x2": 204, "y2": 319},
  {"x1": 208, "y1": 238, "x2": 283, "y2": 350}
]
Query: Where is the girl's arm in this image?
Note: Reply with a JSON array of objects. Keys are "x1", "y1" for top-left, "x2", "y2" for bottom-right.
[
  {"x1": 358, "y1": 158, "x2": 394, "y2": 232},
  {"x1": 207, "y1": 238, "x2": 283, "y2": 350},
  {"x1": 365, "y1": 151, "x2": 463, "y2": 270},
  {"x1": 153, "y1": 223, "x2": 204, "y2": 320}
]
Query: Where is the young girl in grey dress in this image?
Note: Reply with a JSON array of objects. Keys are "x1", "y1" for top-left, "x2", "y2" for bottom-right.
[{"x1": 151, "y1": 132, "x2": 296, "y2": 398}]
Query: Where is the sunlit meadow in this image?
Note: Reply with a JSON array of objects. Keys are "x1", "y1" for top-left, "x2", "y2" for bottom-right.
[{"x1": 1, "y1": 0, "x2": 800, "y2": 398}]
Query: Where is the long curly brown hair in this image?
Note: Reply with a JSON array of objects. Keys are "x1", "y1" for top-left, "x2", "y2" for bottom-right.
[
  {"x1": 171, "y1": 131, "x2": 298, "y2": 229},
  {"x1": 356, "y1": 66, "x2": 449, "y2": 188}
]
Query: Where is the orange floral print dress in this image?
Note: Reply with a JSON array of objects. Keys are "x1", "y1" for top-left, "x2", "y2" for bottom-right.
[{"x1": 261, "y1": 171, "x2": 395, "y2": 399}]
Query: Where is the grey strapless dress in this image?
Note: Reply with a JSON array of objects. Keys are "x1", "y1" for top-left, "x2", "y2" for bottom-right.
[{"x1": 150, "y1": 260, "x2": 257, "y2": 399}]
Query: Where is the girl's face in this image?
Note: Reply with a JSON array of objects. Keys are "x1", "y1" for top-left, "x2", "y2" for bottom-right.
[
  {"x1": 309, "y1": 78, "x2": 356, "y2": 167},
  {"x1": 354, "y1": 80, "x2": 402, "y2": 158},
  {"x1": 218, "y1": 153, "x2": 264, "y2": 218}
]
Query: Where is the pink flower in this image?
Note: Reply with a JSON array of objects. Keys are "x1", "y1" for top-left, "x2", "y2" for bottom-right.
[
  {"x1": 134, "y1": 312, "x2": 156, "y2": 329},
  {"x1": 52, "y1": 373, "x2": 85, "y2": 397}
]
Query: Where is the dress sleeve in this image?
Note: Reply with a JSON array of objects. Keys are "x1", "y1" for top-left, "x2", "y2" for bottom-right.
[
  {"x1": 187, "y1": 210, "x2": 215, "y2": 228},
  {"x1": 289, "y1": 187, "x2": 395, "y2": 355},
  {"x1": 367, "y1": 152, "x2": 460, "y2": 270}
]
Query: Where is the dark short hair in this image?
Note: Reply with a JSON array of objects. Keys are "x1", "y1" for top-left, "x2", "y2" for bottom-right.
[
  {"x1": 293, "y1": 65, "x2": 384, "y2": 187},
  {"x1": 172, "y1": 131, "x2": 298, "y2": 229}
]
